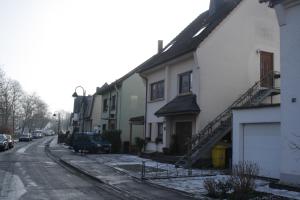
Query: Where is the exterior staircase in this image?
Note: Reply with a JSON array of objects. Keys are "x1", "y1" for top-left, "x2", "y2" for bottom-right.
[{"x1": 175, "y1": 71, "x2": 280, "y2": 168}]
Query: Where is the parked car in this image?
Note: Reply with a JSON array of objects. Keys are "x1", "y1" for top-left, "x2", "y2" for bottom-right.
[
  {"x1": 73, "y1": 133, "x2": 111, "y2": 153},
  {"x1": 45, "y1": 130, "x2": 55, "y2": 136},
  {"x1": 19, "y1": 133, "x2": 32, "y2": 142},
  {"x1": 0, "y1": 134, "x2": 9, "y2": 151},
  {"x1": 5, "y1": 135, "x2": 14, "y2": 148},
  {"x1": 32, "y1": 131, "x2": 43, "y2": 139}
]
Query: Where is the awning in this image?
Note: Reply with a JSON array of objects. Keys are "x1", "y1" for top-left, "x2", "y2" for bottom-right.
[
  {"x1": 155, "y1": 94, "x2": 200, "y2": 117},
  {"x1": 129, "y1": 116, "x2": 144, "y2": 125}
]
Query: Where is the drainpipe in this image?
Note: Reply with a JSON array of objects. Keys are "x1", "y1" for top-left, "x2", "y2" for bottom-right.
[
  {"x1": 114, "y1": 83, "x2": 121, "y2": 129},
  {"x1": 108, "y1": 88, "x2": 111, "y2": 129},
  {"x1": 139, "y1": 73, "x2": 148, "y2": 142}
]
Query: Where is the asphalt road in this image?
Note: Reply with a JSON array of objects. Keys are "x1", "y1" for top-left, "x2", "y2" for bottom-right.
[{"x1": 0, "y1": 136, "x2": 124, "y2": 200}]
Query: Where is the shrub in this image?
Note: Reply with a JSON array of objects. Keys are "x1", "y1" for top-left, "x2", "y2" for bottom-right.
[
  {"x1": 135, "y1": 137, "x2": 145, "y2": 153},
  {"x1": 102, "y1": 130, "x2": 122, "y2": 153},
  {"x1": 229, "y1": 161, "x2": 259, "y2": 199},
  {"x1": 204, "y1": 178, "x2": 233, "y2": 198},
  {"x1": 216, "y1": 178, "x2": 232, "y2": 198},
  {"x1": 204, "y1": 178, "x2": 219, "y2": 198}
]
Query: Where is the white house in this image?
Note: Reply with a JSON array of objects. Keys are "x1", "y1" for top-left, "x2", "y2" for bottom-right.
[
  {"x1": 233, "y1": 0, "x2": 300, "y2": 185},
  {"x1": 138, "y1": 0, "x2": 280, "y2": 164}
]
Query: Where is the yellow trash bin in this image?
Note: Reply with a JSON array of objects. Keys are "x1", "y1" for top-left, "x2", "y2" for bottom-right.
[{"x1": 212, "y1": 144, "x2": 227, "y2": 169}]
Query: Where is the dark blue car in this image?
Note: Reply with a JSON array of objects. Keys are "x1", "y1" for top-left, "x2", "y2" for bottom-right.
[{"x1": 73, "y1": 133, "x2": 111, "y2": 153}]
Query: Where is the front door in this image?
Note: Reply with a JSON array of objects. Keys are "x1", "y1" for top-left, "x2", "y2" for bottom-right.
[
  {"x1": 175, "y1": 122, "x2": 192, "y2": 155},
  {"x1": 260, "y1": 51, "x2": 274, "y2": 88}
]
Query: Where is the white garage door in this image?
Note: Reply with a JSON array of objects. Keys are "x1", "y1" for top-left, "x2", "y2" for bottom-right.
[{"x1": 243, "y1": 123, "x2": 280, "y2": 179}]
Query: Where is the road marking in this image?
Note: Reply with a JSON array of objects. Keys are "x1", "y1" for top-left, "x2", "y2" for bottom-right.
[
  {"x1": 16, "y1": 137, "x2": 53, "y2": 154},
  {"x1": 0, "y1": 170, "x2": 26, "y2": 200},
  {"x1": 16, "y1": 142, "x2": 37, "y2": 154}
]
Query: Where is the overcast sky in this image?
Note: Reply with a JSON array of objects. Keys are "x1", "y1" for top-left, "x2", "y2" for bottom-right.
[{"x1": 0, "y1": 0, "x2": 209, "y2": 113}]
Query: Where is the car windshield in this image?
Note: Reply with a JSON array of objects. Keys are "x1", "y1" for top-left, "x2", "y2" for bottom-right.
[
  {"x1": 88, "y1": 134, "x2": 103, "y2": 142},
  {"x1": 0, "y1": 135, "x2": 5, "y2": 140}
]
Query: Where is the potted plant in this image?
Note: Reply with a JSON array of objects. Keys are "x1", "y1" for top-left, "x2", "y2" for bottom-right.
[
  {"x1": 135, "y1": 137, "x2": 145, "y2": 156},
  {"x1": 162, "y1": 147, "x2": 170, "y2": 155},
  {"x1": 145, "y1": 137, "x2": 151, "y2": 142},
  {"x1": 155, "y1": 137, "x2": 162, "y2": 144}
]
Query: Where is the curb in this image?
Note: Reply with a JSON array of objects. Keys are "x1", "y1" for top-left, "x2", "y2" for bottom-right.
[
  {"x1": 45, "y1": 143, "x2": 145, "y2": 200},
  {"x1": 87, "y1": 156, "x2": 198, "y2": 199}
]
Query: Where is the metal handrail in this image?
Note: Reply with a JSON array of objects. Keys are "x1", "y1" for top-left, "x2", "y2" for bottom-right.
[{"x1": 177, "y1": 71, "x2": 280, "y2": 165}]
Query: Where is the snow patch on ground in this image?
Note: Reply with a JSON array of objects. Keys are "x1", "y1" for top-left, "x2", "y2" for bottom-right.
[
  {"x1": 87, "y1": 154, "x2": 300, "y2": 199},
  {"x1": 0, "y1": 170, "x2": 26, "y2": 200}
]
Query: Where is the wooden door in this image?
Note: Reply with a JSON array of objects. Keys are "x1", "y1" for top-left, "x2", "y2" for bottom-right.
[
  {"x1": 260, "y1": 51, "x2": 274, "y2": 88},
  {"x1": 175, "y1": 122, "x2": 192, "y2": 155}
]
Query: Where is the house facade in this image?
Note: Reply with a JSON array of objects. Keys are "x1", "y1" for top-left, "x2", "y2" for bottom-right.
[
  {"x1": 97, "y1": 83, "x2": 120, "y2": 132},
  {"x1": 233, "y1": 0, "x2": 300, "y2": 185},
  {"x1": 90, "y1": 94, "x2": 102, "y2": 133},
  {"x1": 139, "y1": 0, "x2": 280, "y2": 155},
  {"x1": 97, "y1": 69, "x2": 146, "y2": 151}
]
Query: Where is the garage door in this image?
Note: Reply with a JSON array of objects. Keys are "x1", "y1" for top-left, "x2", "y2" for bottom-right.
[{"x1": 243, "y1": 123, "x2": 280, "y2": 179}]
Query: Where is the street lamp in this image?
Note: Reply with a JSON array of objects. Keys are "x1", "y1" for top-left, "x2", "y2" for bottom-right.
[
  {"x1": 72, "y1": 86, "x2": 86, "y2": 98},
  {"x1": 53, "y1": 112, "x2": 61, "y2": 135},
  {"x1": 72, "y1": 86, "x2": 86, "y2": 133}
]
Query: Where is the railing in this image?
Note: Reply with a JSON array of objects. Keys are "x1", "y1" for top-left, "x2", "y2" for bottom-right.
[
  {"x1": 176, "y1": 71, "x2": 280, "y2": 166},
  {"x1": 140, "y1": 160, "x2": 218, "y2": 179}
]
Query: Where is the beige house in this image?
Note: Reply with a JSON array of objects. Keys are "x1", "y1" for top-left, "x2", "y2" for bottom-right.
[
  {"x1": 232, "y1": 0, "x2": 300, "y2": 185},
  {"x1": 138, "y1": 0, "x2": 280, "y2": 164},
  {"x1": 90, "y1": 94, "x2": 102, "y2": 132}
]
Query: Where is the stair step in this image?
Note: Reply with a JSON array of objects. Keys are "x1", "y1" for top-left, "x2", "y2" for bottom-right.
[{"x1": 175, "y1": 76, "x2": 281, "y2": 167}]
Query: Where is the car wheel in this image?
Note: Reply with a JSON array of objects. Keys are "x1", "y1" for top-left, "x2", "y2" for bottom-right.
[{"x1": 74, "y1": 149, "x2": 79, "y2": 153}]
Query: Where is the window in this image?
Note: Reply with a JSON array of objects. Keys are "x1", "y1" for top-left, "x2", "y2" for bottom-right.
[
  {"x1": 179, "y1": 71, "x2": 192, "y2": 94},
  {"x1": 102, "y1": 124, "x2": 106, "y2": 131},
  {"x1": 150, "y1": 80, "x2": 164, "y2": 101},
  {"x1": 157, "y1": 123, "x2": 163, "y2": 140},
  {"x1": 103, "y1": 99, "x2": 108, "y2": 112},
  {"x1": 111, "y1": 95, "x2": 116, "y2": 110}
]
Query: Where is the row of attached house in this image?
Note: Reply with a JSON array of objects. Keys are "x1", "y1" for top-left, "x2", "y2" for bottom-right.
[
  {"x1": 70, "y1": 0, "x2": 299, "y2": 186},
  {"x1": 71, "y1": 68, "x2": 146, "y2": 152}
]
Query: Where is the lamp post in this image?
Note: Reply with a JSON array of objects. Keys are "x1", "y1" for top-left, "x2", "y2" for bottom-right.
[
  {"x1": 72, "y1": 86, "x2": 86, "y2": 133},
  {"x1": 53, "y1": 112, "x2": 61, "y2": 143}
]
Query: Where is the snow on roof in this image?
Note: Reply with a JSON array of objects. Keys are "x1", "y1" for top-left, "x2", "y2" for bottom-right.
[{"x1": 193, "y1": 26, "x2": 206, "y2": 38}]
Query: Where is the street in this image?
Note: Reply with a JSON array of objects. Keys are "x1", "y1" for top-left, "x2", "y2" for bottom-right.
[{"x1": 0, "y1": 137, "x2": 125, "y2": 200}]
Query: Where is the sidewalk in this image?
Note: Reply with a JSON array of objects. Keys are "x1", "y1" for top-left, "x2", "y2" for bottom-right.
[
  {"x1": 48, "y1": 141, "x2": 197, "y2": 200},
  {"x1": 48, "y1": 141, "x2": 300, "y2": 200}
]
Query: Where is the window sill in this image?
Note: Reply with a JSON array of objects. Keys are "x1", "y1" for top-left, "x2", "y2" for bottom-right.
[{"x1": 148, "y1": 98, "x2": 165, "y2": 103}]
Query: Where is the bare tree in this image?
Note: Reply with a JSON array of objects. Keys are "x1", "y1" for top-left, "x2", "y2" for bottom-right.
[
  {"x1": 10, "y1": 80, "x2": 23, "y2": 134},
  {"x1": 0, "y1": 67, "x2": 50, "y2": 134}
]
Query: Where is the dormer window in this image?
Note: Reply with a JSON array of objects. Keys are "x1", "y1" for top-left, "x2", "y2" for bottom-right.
[{"x1": 179, "y1": 71, "x2": 192, "y2": 94}]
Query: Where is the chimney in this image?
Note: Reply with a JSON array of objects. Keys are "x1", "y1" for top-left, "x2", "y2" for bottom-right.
[
  {"x1": 209, "y1": 0, "x2": 227, "y2": 16},
  {"x1": 158, "y1": 40, "x2": 163, "y2": 53}
]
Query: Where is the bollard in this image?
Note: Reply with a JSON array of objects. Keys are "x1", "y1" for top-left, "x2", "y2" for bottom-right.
[{"x1": 141, "y1": 161, "x2": 145, "y2": 179}]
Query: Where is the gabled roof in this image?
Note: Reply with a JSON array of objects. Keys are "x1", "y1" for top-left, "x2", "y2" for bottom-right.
[
  {"x1": 96, "y1": 65, "x2": 143, "y2": 95},
  {"x1": 84, "y1": 96, "x2": 94, "y2": 118},
  {"x1": 73, "y1": 96, "x2": 94, "y2": 119},
  {"x1": 155, "y1": 94, "x2": 200, "y2": 117},
  {"x1": 73, "y1": 96, "x2": 84, "y2": 113},
  {"x1": 138, "y1": 0, "x2": 242, "y2": 73}
]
